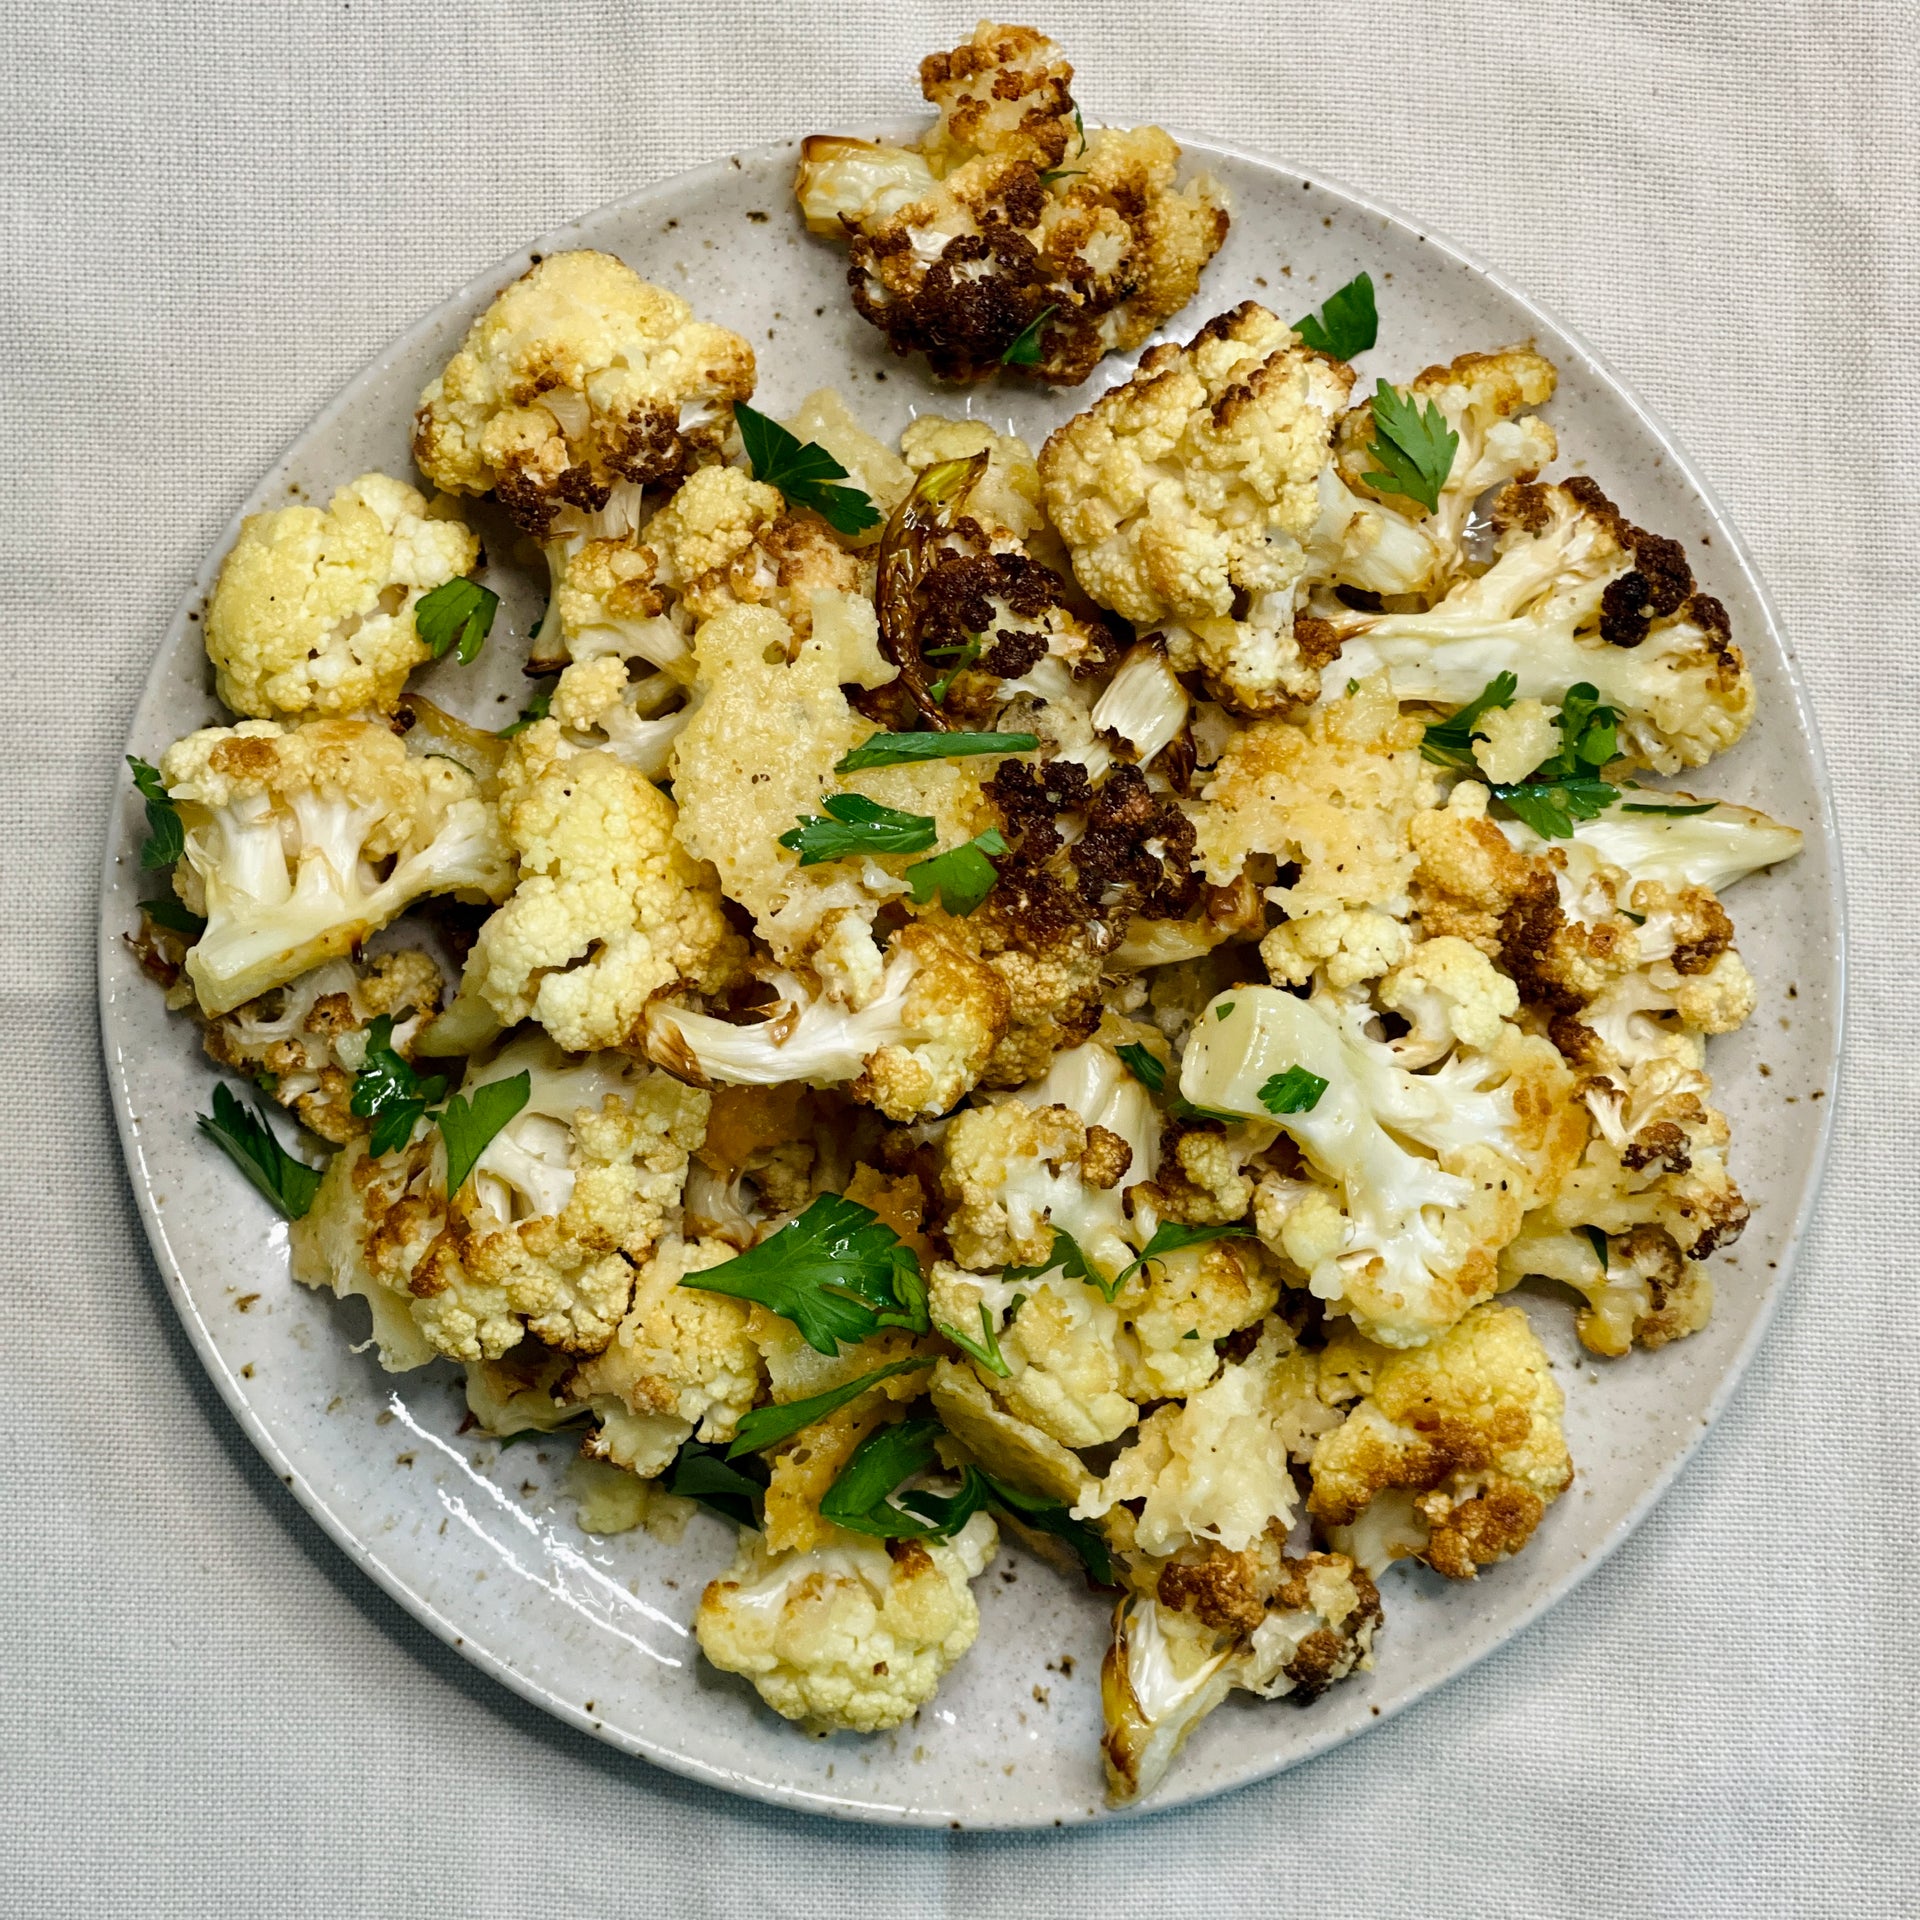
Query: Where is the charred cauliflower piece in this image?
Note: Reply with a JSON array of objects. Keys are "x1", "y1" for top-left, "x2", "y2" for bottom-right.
[
  {"x1": 1309, "y1": 1303, "x2": 1572, "y2": 1579},
  {"x1": 1039, "y1": 302, "x2": 1353, "y2": 713},
  {"x1": 412, "y1": 250, "x2": 756, "y2": 539},
  {"x1": 205, "y1": 472, "x2": 479, "y2": 720},
  {"x1": 694, "y1": 1511, "x2": 998, "y2": 1733},
  {"x1": 202, "y1": 948, "x2": 443, "y2": 1144},
  {"x1": 795, "y1": 23, "x2": 1227, "y2": 384}
]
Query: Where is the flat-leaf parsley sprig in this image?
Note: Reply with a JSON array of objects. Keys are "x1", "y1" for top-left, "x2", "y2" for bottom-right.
[{"x1": 736, "y1": 401, "x2": 882, "y2": 538}]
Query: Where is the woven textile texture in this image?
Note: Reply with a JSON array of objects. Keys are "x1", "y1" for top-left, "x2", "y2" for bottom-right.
[{"x1": 4, "y1": 0, "x2": 1915, "y2": 1911}]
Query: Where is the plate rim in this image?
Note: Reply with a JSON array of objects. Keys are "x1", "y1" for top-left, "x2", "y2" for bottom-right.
[{"x1": 97, "y1": 126, "x2": 1847, "y2": 1828}]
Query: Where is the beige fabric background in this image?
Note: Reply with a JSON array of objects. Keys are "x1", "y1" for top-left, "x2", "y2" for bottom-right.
[{"x1": 4, "y1": 0, "x2": 1913, "y2": 1911}]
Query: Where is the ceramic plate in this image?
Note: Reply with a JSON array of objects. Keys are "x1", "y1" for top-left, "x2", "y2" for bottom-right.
[{"x1": 98, "y1": 131, "x2": 1843, "y2": 1827}]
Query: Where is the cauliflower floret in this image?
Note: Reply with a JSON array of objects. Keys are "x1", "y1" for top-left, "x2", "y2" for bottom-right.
[
  {"x1": 158, "y1": 718, "x2": 513, "y2": 1016},
  {"x1": 456, "y1": 723, "x2": 744, "y2": 1054},
  {"x1": 549, "y1": 656, "x2": 690, "y2": 782},
  {"x1": 796, "y1": 25, "x2": 1227, "y2": 384},
  {"x1": 1078, "y1": 1325, "x2": 1333, "y2": 1556},
  {"x1": 1193, "y1": 675, "x2": 1439, "y2": 915},
  {"x1": 899, "y1": 415, "x2": 1045, "y2": 541},
  {"x1": 204, "y1": 472, "x2": 479, "y2": 720},
  {"x1": 290, "y1": 1035, "x2": 709, "y2": 1366},
  {"x1": 1537, "y1": 790, "x2": 1803, "y2": 897},
  {"x1": 1100, "y1": 1531, "x2": 1380, "y2": 1805},
  {"x1": 1118, "y1": 1235, "x2": 1278, "y2": 1400},
  {"x1": 1469, "y1": 698, "x2": 1561, "y2": 785},
  {"x1": 202, "y1": 948, "x2": 443, "y2": 1144},
  {"x1": 412, "y1": 250, "x2": 756, "y2": 538},
  {"x1": 926, "y1": 1354, "x2": 1092, "y2": 1507},
  {"x1": 694, "y1": 1511, "x2": 998, "y2": 1733},
  {"x1": 569, "y1": 1235, "x2": 763, "y2": 1475},
  {"x1": 1190, "y1": 984, "x2": 1585, "y2": 1346},
  {"x1": 1261, "y1": 908, "x2": 1411, "y2": 991},
  {"x1": 1040, "y1": 303, "x2": 1353, "y2": 712},
  {"x1": 1309, "y1": 1303, "x2": 1572, "y2": 1579},
  {"x1": 1323, "y1": 479, "x2": 1754, "y2": 773},
  {"x1": 1375, "y1": 935, "x2": 1520, "y2": 1067}
]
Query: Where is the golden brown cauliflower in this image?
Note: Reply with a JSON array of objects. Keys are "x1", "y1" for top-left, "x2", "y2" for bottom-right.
[{"x1": 795, "y1": 23, "x2": 1227, "y2": 383}]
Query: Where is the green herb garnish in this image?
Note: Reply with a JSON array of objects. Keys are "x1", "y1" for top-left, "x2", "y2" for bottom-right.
[
  {"x1": 897, "y1": 1464, "x2": 1114, "y2": 1584},
  {"x1": 1111, "y1": 1220, "x2": 1254, "y2": 1293},
  {"x1": 437, "y1": 1070, "x2": 531, "y2": 1195},
  {"x1": 1582, "y1": 1225, "x2": 1610, "y2": 1271},
  {"x1": 927, "y1": 634, "x2": 984, "y2": 704},
  {"x1": 127, "y1": 756, "x2": 184, "y2": 870},
  {"x1": 1293, "y1": 272, "x2": 1378, "y2": 360},
  {"x1": 1363, "y1": 379, "x2": 1458, "y2": 514},
  {"x1": 1001, "y1": 303, "x2": 1059, "y2": 369},
  {"x1": 1115, "y1": 1041, "x2": 1241, "y2": 1126},
  {"x1": 936, "y1": 1301, "x2": 1012, "y2": 1378},
  {"x1": 139, "y1": 895, "x2": 205, "y2": 938},
  {"x1": 725, "y1": 1356, "x2": 930, "y2": 1458},
  {"x1": 682, "y1": 1193, "x2": 930, "y2": 1357},
  {"x1": 820, "y1": 1418, "x2": 947, "y2": 1537},
  {"x1": 834, "y1": 730, "x2": 1038, "y2": 773},
  {"x1": 494, "y1": 1417, "x2": 592, "y2": 1450},
  {"x1": 1258, "y1": 1065, "x2": 1329, "y2": 1115},
  {"x1": 1004, "y1": 1227, "x2": 1104, "y2": 1296},
  {"x1": 496, "y1": 687, "x2": 553, "y2": 738},
  {"x1": 415, "y1": 577, "x2": 500, "y2": 664},
  {"x1": 736, "y1": 401, "x2": 881, "y2": 537},
  {"x1": 666, "y1": 1440, "x2": 770, "y2": 1526},
  {"x1": 1420, "y1": 671, "x2": 1520, "y2": 768},
  {"x1": 1620, "y1": 800, "x2": 1717, "y2": 817},
  {"x1": 350, "y1": 1014, "x2": 449, "y2": 1157},
  {"x1": 1491, "y1": 682, "x2": 1620, "y2": 838},
  {"x1": 904, "y1": 830, "x2": 1008, "y2": 916},
  {"x1": 780, "y1": 794, "x2": 938, "y2": 866},
  {"x1": 197, "y1": 1082, "x2": 321, "y2": 1220}
]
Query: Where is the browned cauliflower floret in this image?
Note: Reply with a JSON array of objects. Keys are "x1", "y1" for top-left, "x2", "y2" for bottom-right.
[
  {"x1": 795, "y1": 24, "x2": 1227, "y2": 383},
  {"x1": 412, "y1": 250, "x2": 756, "y2": 538},
  {"x1": 1309, "y1": 1303, "x2": 1572, "y2": 1579},
  {"x1": 202, "y1": 949, "x2": 443, "y2": 1144}
]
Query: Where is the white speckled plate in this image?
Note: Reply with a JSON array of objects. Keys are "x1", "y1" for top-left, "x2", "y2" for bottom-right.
[{"x1": 98, "y1": 132, "x2": 1843, "y2": 1828}]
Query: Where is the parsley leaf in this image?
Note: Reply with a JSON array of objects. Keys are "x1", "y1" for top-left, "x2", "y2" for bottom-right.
[
  {"x1": 415, "y1": 577, "x2": 500, "y2": 664},
  {"x1": 139, "y1": 895, "x2": 205, "y2": 938},
  {"x1": 1620, "y1": 800, "x2": 1717, "y2": 818},
  {"x1": 927, "y1": 634, "x2": 984, "y2": 704},
  {"x1": 835, "y1": 730, "x2": 1038, "y2": 773},
  {"x1": 682, "y1": 1193, "x2": 930, "y2": 1357},
  {"x1": 1215, "y1": 1002, "x2": 1234, "y2": 1022},
  {"x1": 1582, "y1": 1225, "x2": 1611, "y2": 1271},
  {"x1": 666, "y1": 1440, "x2": 770, "y2": 1527},
  {"x1": 1259, "y1": 1065, "x2": 1328, "y2": 1115},
  {"x1": 1420, "y1": 672, "x2": 1520, "y2": 768},
  {"x1": 1293, "y1": 272, "x2": 1378, "y2": 360},
  {"x1": 736, "y1": 401, "x2": 881, "y2": 537},
  {"x1": 197, "y1": 1082, "x2": 321, "y2": 1220},
  {"x1": 496, "y1": 687, "x2": 553, "y2": 738},
  {"x1": 350, "y1": 1014, "x2": 448, "y2": 1157},
  {"x1": 820, "y1": 1418, "x2": 947, "y2": 1537},
  {"x1": 779, "y1": 794, "x2": 938, "y2": 866},
  {"x1": 726, "y1": 1356, "x2": 929, "y2": 1458},
  {"x1": 1001, "y1": 303, "x2": 1059, "y2": 370},
  {"x1": 903, "y1": 830, "x2": 1008, "y2": 916},
  {"x1": 1494, "y1": 778, "x2": 1619, "y2": 839},
  {"x1": 1488, "y1": 681, "x2": 1620, "y2": 838},
  {"x1": 936, "y1": 1301, "x2": 1012, "y2": 1378},
  {"x1": 126, "y1": 756, "x2": 184, "y2": 870},
  {"x1": 1112, "y1": 1220, "x2": 1254, "y2": 1293},
  {"x1": 1114, "y1": 1041, "x2": 1241, "y2": 1126},
  {"x1": 958, "y1": 1467, "x2": 1115, "y2": 1586},
  {"x1": 437, "y1": 1070, "x2": 531, "y2": 1195},
  {"x1": 1363, "y1": 379, "x2": 1458, "y2": 514},
  {"x1": 494, "y1": 1417, "x2": 592, "y2": 1450}
]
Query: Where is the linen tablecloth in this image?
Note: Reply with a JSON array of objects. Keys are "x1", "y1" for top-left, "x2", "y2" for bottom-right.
[{"x1": 4, "y1": 0, "x2": 1913, "y2": 1910}]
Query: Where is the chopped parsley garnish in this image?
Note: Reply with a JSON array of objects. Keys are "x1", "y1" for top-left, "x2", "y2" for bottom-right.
[
  {"x1": 736, "y1": 401, "x2": 881, "y2": 537},
  {"x1": 1114, "y1": 1041, "x2": 1242, "y2": 1126},
  {"x1": 906, "y1": 1465, "x2": 1115, "y2": 1585},
  {"x1": 1363, "y1": 379, "x2": 1458, "y2": 514},
  {"x1": 1001, "y1": 303, "x2": 1059, "y2": 369},
  {"x1": 1038, "y1": 108, "x2": 1088, "y2": 184},
  {"x1": 1492, "y1": 682, "x2": 1620, "y2": 838},
  {"x1": 927, "y1": 634, "x2": 984, "y2": 704},
  {"x1": 666, "y1": 1440, "x2": 769, "y2": 1526},
  {"x1": 835, "y1": 731, "x2": 1038, "y2": 773},
  {"x1": 725, "y1": 1356, "x2": 929, "y2": 1458},
  {"x1": 780, "y1": 794, "x2": 938, "y2": 866},
  {"x1": 1005, "y1": 1228, "x2": 1103, "y2": 1296},
  {"x1": 935, "y1": 1300, "x2": 1012, "y2": 1378},
  {"x1": 1293, "y1": 272, "x2": 1378, "y2": 360},
  {"x1": 1582, "y1": 1225, "x2": 1610, "y2": 1270},
  {"x1": 1258, "y1": 1065, "x2": 1329, "y2": 1115},
  {"x1": 437, "y1": 1069, "x2": 531, "y2": 1195},
  {"x1": 1620, "y1": 799, "x2": 1717, "y2": 817},
  {"x1": 139, "y1": 895, "x2": 205, "y2": 938},
  {"x1": 1214, "y1": 1002, "x2": 1235, "y2": 1022},
  {"x1": 414, "y1": 577, "x2": 500, "y2": 664},
  {"x1": 197, "y1": 1082, "x2": 321, "y2": 1220},
  {"x1": 1420, "y1": 671, "x2": 1520, "y2": 767},
  {"x1": 682, "y1": 1193, "x2": 930, "y2": 1357},
  {"x1": 820, "y1": 1418, "x2": 948, "y2": 1537},
  {"x1": 126, "y1": 756, "x2": 184, "y2": 870},
  {"x1": 496, "y1": 687, "x2": 553, "y2": 738},
  {"x1": 1111, "y1": 1220, "x2": 1254, "y2": 1293},
  {"x1": 904, "y1": 829, "x2": 1008, "y2": 916},
  {"x1": 349, "y1": 1015, "x2": 449, "y2": 1157}
]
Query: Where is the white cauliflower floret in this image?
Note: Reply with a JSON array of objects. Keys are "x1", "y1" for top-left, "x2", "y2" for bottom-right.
[
  {"x1": 1374, "y1": 935, "x2": 1519, "y2": 1067},
  {"x1": 1309, "y1": 1303, "x2": 1572, "y2": 1579},
  {"x1": 159, "y1": 718, "x2": 513, "y2": 1016},
  {"x1": 1118, "y1": 1236, "x2": 1278, "y2": 1401},
  {"x1": 899, "y1": 414, "x2": 1045, "y2": 542},
  {"x1": 1039, "y1": 302, "x2": 1353, "y2": 712},
  {"x1": 1470, "y1": 698, "x2": 1561, "y2": 785},
  {"x1": 796, "y1": 24, "x2": 1228, "y2": 385},
  {"x1": 289, "y1": 1035, "x2": 709, "y2": 1366},
  {"x1": 549, "y1": 656, "x2": 690, "y2": 782},
  {"x1": 201, "y1": 948, "x2": 443, "y2": 1144},
  {"x1": 1078, "y1": 1325, "x2": 1332, "y2": 1556},
  {"x1": 1189, "y1": 985, "x2": 1584, "y2": 1345},
  {"x1": 412, "y1": 250, "x2": 756, "y2": 538},
  {"x1": 456, "y1": 722, "x2": 743, "y2": 1053},
  {"x1": 204, "y1": 472, "x2": 479, "y2": 720},
  {"x1": 1261, "y1": 908, "x2": 1411, "y2": 991},
  {"x1": 694, "y1": 1511, "x2": 998, "y2": 1733},
  {"x1": 1323, "y1": 479, "x2": 1754, "y2": 773},
  {"x1": 646, "y1": 922, "x2": 1008, "y2": 1123},
  {"x1": 570, "y1": 1236, "x2": 763, "y2": 1476}
]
